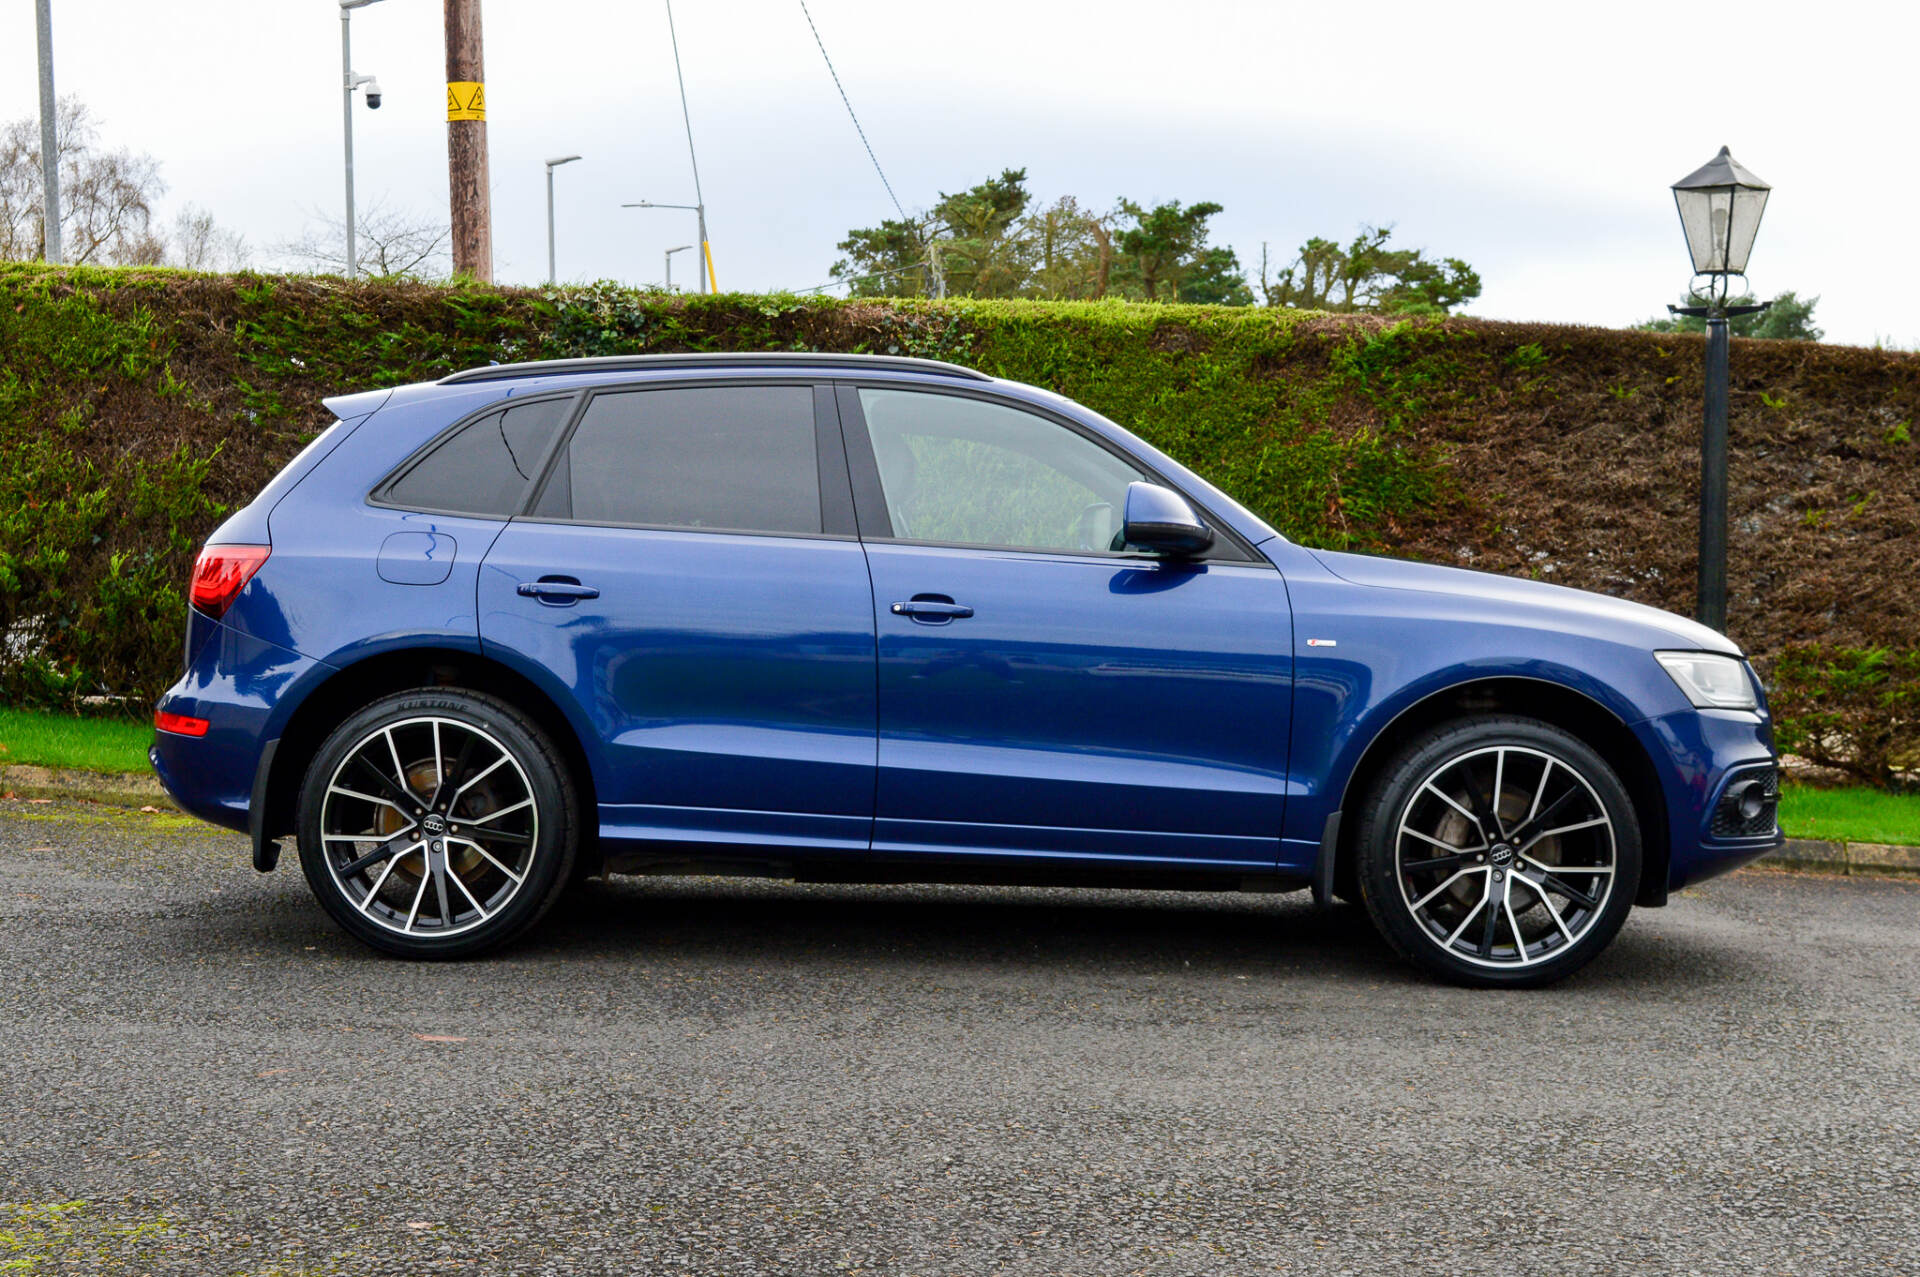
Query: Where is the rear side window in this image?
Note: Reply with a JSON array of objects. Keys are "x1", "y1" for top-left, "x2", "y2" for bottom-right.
[
  {"x1": 533, "y1": 386, "x2": 821, "y2": 535},
  {"x1": 381, "y1": 396, "x2": 573, "y2": 516}
]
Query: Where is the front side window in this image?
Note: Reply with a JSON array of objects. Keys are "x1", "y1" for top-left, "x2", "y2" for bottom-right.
[
  {"x1": 534, "y1": 386, "x2": 821, "y2": 535},
  {"x1": 383, "y1": 396, "x2": 573, "y2": 517},
  {"x1": 858, "y1": 388, "x2": 1146, "y2": 553}
]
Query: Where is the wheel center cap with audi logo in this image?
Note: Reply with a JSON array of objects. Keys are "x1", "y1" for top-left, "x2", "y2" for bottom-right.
[
  {"x1": 422, "y1": 813, "x2": 448, "y2": 836},
  {"x1": 1489, "y1": 843, "x2": 1515, "y2": 867}
]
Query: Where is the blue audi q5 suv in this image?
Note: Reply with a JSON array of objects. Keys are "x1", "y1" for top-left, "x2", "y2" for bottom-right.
[{"x1": 151, "y1": 353, "x2": 1783, "y2": 985}]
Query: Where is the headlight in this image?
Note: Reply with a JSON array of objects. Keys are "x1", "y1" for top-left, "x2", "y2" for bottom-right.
[{"x1": 1655, "y1": 651, "x2": 1758, "y2": 711}]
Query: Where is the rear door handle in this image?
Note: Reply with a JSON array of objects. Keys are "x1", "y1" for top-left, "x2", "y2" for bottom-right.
[
  {"x1": 517, "y1": 578, "x2": 600, "y2": 603},
  {"x1": 890, "y1": 599, "x2": 973, "y2": 621}
]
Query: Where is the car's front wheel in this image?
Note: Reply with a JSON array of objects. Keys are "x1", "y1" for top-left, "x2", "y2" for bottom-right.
[
  {"x1": 1354, "y1": 716, "x2": 1642, "y2": 988},
  {"x1": 296, "y1": 689, "x2": 578, "y2": 958}
]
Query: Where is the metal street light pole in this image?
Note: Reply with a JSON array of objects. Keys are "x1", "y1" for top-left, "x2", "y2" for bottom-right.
[
  {"x1": 696, "y1": 204, "x2": 710, "y2": 293},
  {"x1": 1698, "y1": 301, "x2": 1733, "y2": 631},
  {"x1": 622, "y1": 201, "x2": 706, "y2": 291},
  {"x1": 544, "y1": 155, "x2": 582, "y2": 285},
  {"x1": 664, "y1": 244, "x2": 692, "y2": 291},
  {"x1": 1668, "y1": 146, "x2": 1772, "y2": 634},
  {"x1": 340, "y1": 0, "x2": 387, "y2": 279},
  {"x1": 35, "y1": 0, "x2": 61, "y2": 264}
]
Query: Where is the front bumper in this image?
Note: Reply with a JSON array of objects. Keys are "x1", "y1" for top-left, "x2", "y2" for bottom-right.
[{"x1": 1633, "y1": 707, "x2": 1784, "y2": 896}]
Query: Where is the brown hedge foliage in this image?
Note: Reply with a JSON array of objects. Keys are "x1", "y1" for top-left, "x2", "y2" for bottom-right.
[{"x1": 1396, "y1": 324, "x2": 1919, "y2": 661}]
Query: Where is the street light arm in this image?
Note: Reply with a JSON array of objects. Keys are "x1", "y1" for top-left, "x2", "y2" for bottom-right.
[
  {"x1": 622, "y1": 204, "x2": 712, "y2": 294},
  {"x1": 1669, "y1": 302, "x2": 1772, "y2": 319}
]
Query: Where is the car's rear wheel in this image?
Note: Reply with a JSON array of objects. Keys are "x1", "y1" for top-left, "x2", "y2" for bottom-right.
[
  {"x1": 296, "y1": 689, "x2": 577, "y2": 958},
  {"x1": 1354, "y1": 716, "x2": 1641, "y2": 988}
]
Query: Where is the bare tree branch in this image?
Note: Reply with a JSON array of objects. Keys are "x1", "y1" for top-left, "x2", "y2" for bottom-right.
[
  {"x1": 273, "y1": 198, "x2": 452, "y2": 280},
  {"x1": 0, "y1": 98, "x2": 164, "y2": 263},
  {"x1": 2, "y1": 98, "x2": 163, "y2": 262},
  {"x1": 167, "y1": 204, "x2": 250, "y2": 272},
  {"x1": 1, "y1": 97, "x2": 246, "y2": 271}
]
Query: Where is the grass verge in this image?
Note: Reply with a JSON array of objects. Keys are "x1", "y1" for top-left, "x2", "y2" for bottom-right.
[
  {"x1": 3, "y1": 708, "x2": 1919, "y2": 847},
  {"x1": 1778, "y1": 783, "x2": 1920, "y2": 847},
  {"x1": 0, "y1": 707, "x2": 152, "y2": 774}
]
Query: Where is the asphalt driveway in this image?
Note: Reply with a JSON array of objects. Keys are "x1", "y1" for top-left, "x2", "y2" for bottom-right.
[{"x1": 2, "y1": 797, "x2": 1916, "y2": 1275}]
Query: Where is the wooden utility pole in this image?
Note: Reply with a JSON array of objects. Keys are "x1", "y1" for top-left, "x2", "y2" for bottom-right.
[{"x1": 444, "y1": 0, "x2": 492, "y2": 281}]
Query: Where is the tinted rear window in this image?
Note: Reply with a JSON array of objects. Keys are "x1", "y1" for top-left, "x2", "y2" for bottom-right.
[
  {"x1": 382, "y1": 396, "x2": 573, "y2": 516},
  {"x1": 533, "y1": 386, "x2": 820, "y2": 535}
]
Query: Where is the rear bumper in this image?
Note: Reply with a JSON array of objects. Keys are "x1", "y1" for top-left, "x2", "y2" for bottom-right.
[
  {"x1": 150, "y1": 618, "x2": 328, "y2": 837},
  {"x1": 151, "y1": 726, "x2": 259, "y2": 835},
  {"x1": 1633, "y1": 707, "x2": 1784, "y2": 896}
]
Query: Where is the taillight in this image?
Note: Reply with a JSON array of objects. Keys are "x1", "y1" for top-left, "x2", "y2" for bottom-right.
[
  {"x1": 155, "y1": 710, "x2": 210, "y2": 737},
  {"x1": 189, "y1": 545, "x2": 270, "y2": 618}
]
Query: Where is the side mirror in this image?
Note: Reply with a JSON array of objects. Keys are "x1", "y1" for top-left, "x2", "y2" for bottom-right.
[{"x1": 1122, "y1": 482, "x2": 1214, "y2": 556}]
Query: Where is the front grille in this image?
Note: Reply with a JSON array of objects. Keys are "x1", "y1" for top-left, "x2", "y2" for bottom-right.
[{"x1": 1711, "y1": 765, "x2": 1780, "y2": 839}]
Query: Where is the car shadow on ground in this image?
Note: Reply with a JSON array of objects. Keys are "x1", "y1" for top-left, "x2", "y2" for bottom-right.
[
  {"x1": 480, "y1": 874, "x2": 1765, "y2": 993},
  {"x1": 135, "y1": 858, "x2": 1771, "y2": 994},
  {"x1": 528, "y1": 876, "x2": 1389, "y2": 972}
]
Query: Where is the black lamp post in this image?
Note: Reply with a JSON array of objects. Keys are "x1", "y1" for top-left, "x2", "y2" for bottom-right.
[{"x1": 1668, "y1": 145, "x2": 1771, "y2": 633}]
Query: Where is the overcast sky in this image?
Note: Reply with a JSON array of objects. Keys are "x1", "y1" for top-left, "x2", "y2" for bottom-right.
[{"x1": 4, "y1": 1, "x2": 1914, "y2": 345}]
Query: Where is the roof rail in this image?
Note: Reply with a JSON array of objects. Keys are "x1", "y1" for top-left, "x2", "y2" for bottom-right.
[{"x1": 438, "y1": 351, "x2": 992, "y2": 386}]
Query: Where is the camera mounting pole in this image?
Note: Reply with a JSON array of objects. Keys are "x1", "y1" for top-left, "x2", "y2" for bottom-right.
[{"x1": 339, "y1": 0, "x2": 387, "y2": 280}]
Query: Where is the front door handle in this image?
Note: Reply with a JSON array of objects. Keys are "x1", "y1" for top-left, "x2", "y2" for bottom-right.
[
  {"x1": 517, "y1": 578, "x2": 600, "y2": 604},
  {"x1": 890, "y1": 598, "x2": 973, "y2": 622}
]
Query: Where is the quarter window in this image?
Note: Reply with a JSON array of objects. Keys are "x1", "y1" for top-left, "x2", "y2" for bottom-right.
[
  {"x1": 858, "y1": 388, "x2": 1146, "y2": 553},
  {"x1": 383, "y1": 396, "x2": 573, "y2": 517},
  {"x1": 533, "y1": 386, "x2": 821, "y2": 535}
]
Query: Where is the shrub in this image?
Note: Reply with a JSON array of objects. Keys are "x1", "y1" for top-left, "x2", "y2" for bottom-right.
[{"x1": 1771, "y1": 646, "x2": 1920, "y2": 789}]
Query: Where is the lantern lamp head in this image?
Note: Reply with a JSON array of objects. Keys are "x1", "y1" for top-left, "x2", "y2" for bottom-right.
[{"x1": 1671, "y1": 146, "x2": 1771, "y2": 277}]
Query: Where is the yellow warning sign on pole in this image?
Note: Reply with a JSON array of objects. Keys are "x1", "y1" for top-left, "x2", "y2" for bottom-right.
[{"x1": 446, "y1": 82, "x2": 486, "y2": 122}]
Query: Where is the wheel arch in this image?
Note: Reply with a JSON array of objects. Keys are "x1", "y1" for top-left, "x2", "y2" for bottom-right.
[
  {"x1": 260, "y1": 645, "x2": 602, "y2": 869},
  {"x1": 1327, "y1": 676, "x2": 1670, "y2": 908}
]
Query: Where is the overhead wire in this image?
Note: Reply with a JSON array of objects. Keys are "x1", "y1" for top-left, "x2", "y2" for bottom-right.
[
  {"x1": 790, "y1": 259, "x2": 931, "y2": 297},
  {"x1": 798, "y1": 0, "x2": 907, "y2": 223}
]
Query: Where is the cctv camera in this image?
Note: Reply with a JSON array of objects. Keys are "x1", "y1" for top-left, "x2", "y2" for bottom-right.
[{"x1": 364, "y1": 78, "x2": 383, "y2": 109}]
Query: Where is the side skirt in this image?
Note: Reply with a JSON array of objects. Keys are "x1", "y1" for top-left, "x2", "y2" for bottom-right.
[{"x1": 600, "y1": 847, "x2": 1310, "y2": 895}]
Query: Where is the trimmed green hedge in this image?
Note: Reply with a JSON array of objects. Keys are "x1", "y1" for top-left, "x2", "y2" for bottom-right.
[{"x1": 1, "y1": 264, "x2": 1914, "y2": 784}]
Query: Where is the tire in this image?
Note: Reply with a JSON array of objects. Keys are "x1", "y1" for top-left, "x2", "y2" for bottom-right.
[
  {"x1": 1353, "y1": 715, "x2": 1641, "y2": 988},
  {"x1": 296, "y1": 688, "x2": 579, "y2": 959}
]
